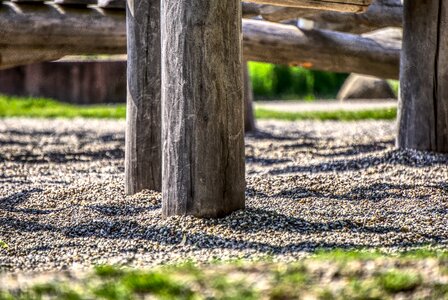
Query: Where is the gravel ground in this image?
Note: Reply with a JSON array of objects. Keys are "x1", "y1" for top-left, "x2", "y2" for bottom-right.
[
  {"x1": 256, "y1": 99, "x2": 397, "y2": 112},
  {"x1": 0, "y1": 118, "x2": 447, "y2": 273}
]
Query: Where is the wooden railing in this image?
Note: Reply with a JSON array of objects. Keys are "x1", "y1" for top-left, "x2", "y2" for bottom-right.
[{"x1": 0, "y1": 0, "x2": 401, "y2": 78}]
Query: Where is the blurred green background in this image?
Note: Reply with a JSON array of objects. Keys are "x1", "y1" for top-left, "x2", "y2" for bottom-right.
[
  {"x1": 248, "y1": 62, "x2": 349, "y2": 100},
  {"x1": 248, "y1": 62, "x2": 399, "y2": 100}
]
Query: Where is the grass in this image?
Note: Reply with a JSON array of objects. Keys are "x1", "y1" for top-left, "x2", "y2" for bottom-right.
[
  {"x1": 0, "y1": 95, "x2": 126, "y2": 119},
  {"x1": 0, "y1": 95, "x2": 397, "y2": 121},
  {"x1": 377, "y1": 270, "x2": 423, "y2": 293},
  {"x1": 255, "y1": 107, "x2": 397, "y2": 121},
  {"x1": 314, "y1": 248, "x2": 448, "y2": 261},
  {"x1": 1, "y1": 249, "x2": 447, "y2": 300},
  {"x1": 0, "y1": 240, "x2": 8, "y2": 250}
]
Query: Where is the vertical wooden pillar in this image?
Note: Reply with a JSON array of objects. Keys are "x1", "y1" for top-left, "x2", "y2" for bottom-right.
[
  {"x1": 398, "y1": 0, "x2": 448, "y2": 153},
  {"x1": 125, "y1": 0, "x2": 162, "y2": 194},
  {"x1": 161, "y1": 1, "x2": 245, "y2": 217},
  {"x1": 244, "y1": 60, "x2": 257, "y2": 132}
]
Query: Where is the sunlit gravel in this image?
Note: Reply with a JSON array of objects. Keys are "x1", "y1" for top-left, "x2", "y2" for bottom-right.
[{"x1": 0, "y1": 118, "x2": 447, "y2": 272}]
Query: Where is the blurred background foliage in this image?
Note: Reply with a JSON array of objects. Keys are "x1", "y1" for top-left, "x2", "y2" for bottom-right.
[
  {"x1": 248, "y1": 62, "x2": 399, "y2": 100},
  {"x1": 248, "y1": 62, "x2": 349, "y2": 100}
]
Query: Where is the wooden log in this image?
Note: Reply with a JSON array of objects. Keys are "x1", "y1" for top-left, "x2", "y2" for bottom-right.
[
  {"x1": 0, "y1": 2, "x2": 126, "y2": 64},
  {"x1": 0, "y1": 49, "x2": 62, "y2": 69},
  {"x1": 10, "y1": 0, "x2": 44, "y2": 3},
  {"x1": 54, "y1": 0, "x2": 96, "y2": 6},
  {"x1": 244, "y1": 0, "x2": 372, "y2": 13},
  {"x1": 244, "y1": 61, "x2": 257, "y2": 132},
  {"x1": 304, "y1": 0, "x2": 402, "y2": 33},
  {"x1": 250, "y1": 0, "x2": 402, "y2": 34},
  {"x1": 242, "y1": 2, "x2": 261, "y2": 18},
  {"x1": 0, "y1": 5, "x2": 400, "y2": 79},
  {"x1": 161, "y1": 0, "x2": 245, "y2": 217},
  {"x1": 125, "y1": 0, "x2": 161, "y2": 193},
  {"x1": 97, "y1": 0, "x2": 125, "y2": 9},
  {"x1": 249, "y1": 4, "x2": 319, "y2": 21},
  {"x1": 397, "y1": 0, "x2": 448, "y2": 153},
  {"x1": 243, "y1": 20, "x2": 400, "y2": 79}
]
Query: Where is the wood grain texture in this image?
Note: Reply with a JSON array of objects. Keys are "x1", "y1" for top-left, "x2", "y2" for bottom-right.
[
  {"x1": 0, "y1": 49, "x2": 62, "y2": 69},
  {"x1": 242, "y1": 2, "x2": 261, "y2": 18},
  {"x1": 397, "y1": 0, "x2": 448, "y2": 153},
  {"x1": 243, "y1": 20, "x2": 400, "y2": 79},
  {"x1": 0, "y1": 4, "x2": 399, "y2": 79},
  {"x1": 244, "y1": 60, "x2": 256, "y2": 132},
  {"x1": 161, "y1": 0, "x2": 245, "y2": 217},
  {"x1": 53, "y1": 0, "x2": 96, "y2": 6},
  {"x1": 125, "y1": 0, "x2": 162, "y2": 194},
  {"x1": 97, "y1": 0, "x2": 125, "y2": 9},
  {"x1": 255, "y1": 0, "x2": 402, "y2": 34},
  {"x1": 10, "y1": 0, "x2": 45, "y2": 3},
  {"x1": 0, "y1": 2, "x2": 126, "y2": 69},
  {"x1": 310, "y1": 0, "x2": 402, "y2": 33},
  {"x1": 244, "y1": 0, "x2": 372, "y2": 12}
]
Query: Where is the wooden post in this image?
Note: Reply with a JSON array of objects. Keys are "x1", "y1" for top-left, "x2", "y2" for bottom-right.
[
  {"x1": 161, "y1": 1, "x2": 245, "y2": 217},
  {"x1": 125, "y1": 0, "x2": 161, "y2": 194},
  {"x1": 244, "y1": 60, "x2": 257, "y2": 132},
  {"x1": 398, "y1": 0, "x2": 448, "y2": 153}
]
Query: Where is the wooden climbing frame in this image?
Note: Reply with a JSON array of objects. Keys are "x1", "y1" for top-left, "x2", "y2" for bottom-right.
[{"x1": 1, "y1": 0, "x2": 447, "y2": 218}]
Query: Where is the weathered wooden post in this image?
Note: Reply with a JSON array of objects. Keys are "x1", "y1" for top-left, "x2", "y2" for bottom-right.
[
  {"x1": 161, "y1": 1, "x2": 245, "y2": 217},
  {"x1": 125, "y1": 0, "x2": 161, "y2": 194},
  {"x1": 398, "y1": 0, "x2": 448, "y2": 153},
  {"x1": 244, "y1": 60, "x2": 257, "y2": 132}
]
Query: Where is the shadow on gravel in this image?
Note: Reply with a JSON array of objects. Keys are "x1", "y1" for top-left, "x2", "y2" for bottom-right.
[
  {"x1": 0, "y1": 129, "x2": 59, "y2": 137},
  {"x1": 315, "y1": 140, "x2": 394, "y2": 158},
  {"x1": 1, "y1": 205, "x2": 446, "y2": 255},
  {"x1": 246, "y1": 130, "x2": 318, "y2": 142},
  {"x1": 245, "y1": 155, "x2": 292, "y2": 166},
  {"x1": 0, "y1": 129, "x2": 124, "y2": 163},
  {"x1": 268, "y1": 149, "x2": 448, "y2": 175},
  {"x1": 88, "y1": 204, "x2": 161, "y2": 216},
  {"x1": 248, "y1": 182, "x2": 447, "y2": 203},
  {"x1": 1, "y1": 127, "x2": 447, "y2": 259},
  {"x1": 0, "y1": 188, "x2": 48, "y2": 214},
  {"x1": 2, "y1": 148, "x2": 124, "y2": 164},
  {"x1": 0, "y1": 139, "x2": 30, "y2": 147}
]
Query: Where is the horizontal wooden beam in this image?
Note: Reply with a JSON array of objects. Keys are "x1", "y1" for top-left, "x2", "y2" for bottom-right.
[
  {"x1": 0, "y1": 3, "x2": 399, "y2": 79},
  {"x1": 0, "y1": 3, "x2": 126, "y2": 54},
  {"x1": 0, "y1": 49, "x2": 62, "y2": 69},
  {"x1": 244, "y1": 0, "x2": 372, "y2": 12},
  {"x1": 0, "y1": 0, "x2": 372, "y2": 12},
  {"x1": 242, "y1": 20, "x2": 400, "y2": 79},
  {"x1": 253, "y1": 0, "x2": 402, "y2": 33}
]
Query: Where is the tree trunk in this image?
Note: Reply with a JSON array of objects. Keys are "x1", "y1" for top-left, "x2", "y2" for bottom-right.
[
  {"x1": 244, "y1": 61, "x2": 257, "y2": 132},
  {"x1": 125, "y1": 0, "x2": 162, "y2": 194},
  {"x1": 397, "y1": 0, "x2": 448, "y2": 153},
  {"x1": 161, "y1": 0, "x2": 245, "y2": 218}
]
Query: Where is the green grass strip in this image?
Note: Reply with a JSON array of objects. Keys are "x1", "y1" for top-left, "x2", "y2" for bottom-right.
[
  {"x1": 0, "y1": 95, "x2": 126, "y2": 119},
  {"x1": 255, "y1": 107, "x2": 397, "y2": 121},
  {"x1": 0, "y1": 95, "x2": 397, "y2": 121},
  {"x1": 1, "y1": 249, "x2": 447, "y2": 300}
]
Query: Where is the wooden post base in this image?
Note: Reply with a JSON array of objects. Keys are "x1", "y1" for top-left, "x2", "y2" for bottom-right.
[
  {"x1": 398, "y1": 0, "x2": 448, "y2": 153},
  {"x1": 125, "y1": 0, "x2": 162, "y2": 194},
  {"x1": 161, "y1": 0, "x2": 245, "y2": 218}
]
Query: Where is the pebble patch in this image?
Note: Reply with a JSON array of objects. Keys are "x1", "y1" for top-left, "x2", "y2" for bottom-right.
[{"x1": 0, "y1": 118, "x2": 447, "y2": 273}]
